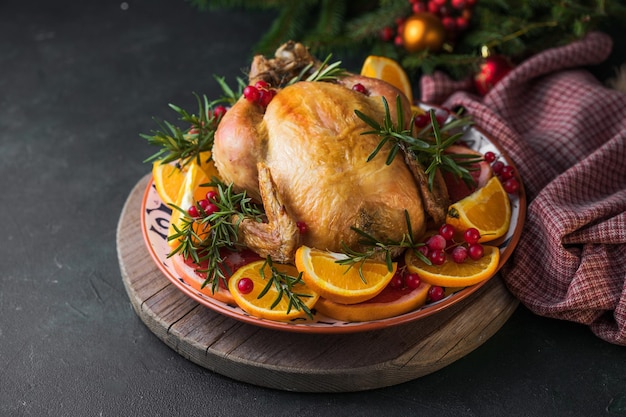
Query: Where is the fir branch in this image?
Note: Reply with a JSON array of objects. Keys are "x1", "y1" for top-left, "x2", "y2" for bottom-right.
[
  {"x1": 188, "y1": 0, "x2": 626, "y2": 80},
  {"x1": 306, "y1": 0, "x2": 347, "y2": 42},
  {"x1": 254, "y1": 0, "x2": 319, "y2": 55}
]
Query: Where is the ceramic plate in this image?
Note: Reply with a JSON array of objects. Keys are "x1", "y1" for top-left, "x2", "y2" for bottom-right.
[{"x1": 141, "y1": 107, "x2": 526, "y2": 334}]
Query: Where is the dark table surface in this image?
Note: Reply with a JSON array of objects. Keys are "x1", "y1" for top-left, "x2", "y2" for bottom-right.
[{"x1": 2, "y1": 1, "x2": 625, "y2": 416}]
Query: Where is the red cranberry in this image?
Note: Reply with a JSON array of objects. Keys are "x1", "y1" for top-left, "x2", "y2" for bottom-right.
[
  {"x1": 296, "y1": 221, "x2": 308, "y2": 234},
  {"x1": 438, "y1": 224, "x2": 455, "y2": 241},
  {"x1": 500, "y1": 165, "x2": 515, "y2": 180},
  {"x1": 434, "y1": 108, "x2": 449, "y2": 125},
  {"x1": 451, "y1": 246, "x2": 468, "y2": 263},
  {"x1": 428, "y1": 285, "x2": 445, "y2": 302},
  {"x1": 468, "y1": 243, "x2": 484, "y2": 260},
  {"x1": 426, "y1": 234, "x2": 447, "y2": 251},
  {"x1": 187, "y1": 205, "x2": 199, "y2": 218},
  {"x1": 463, "y1": 228, "x2": 481, "y2": 244},
  {"x1": 237, "y1": 277, "x2": 254, "y2": 294},
  {"x1": 380, "y1": 26, "x2": 394, "y2": 42},
  {"x1": 414, "y1": 114, "x2": 430, "y2": 128},
  {"x1": 254, "y1": 80, "x2": 269, "y2": 90},
  {"x1": 213, "y1": 105, "x2": 227, "y2": 119},
  {"x1": 243, "y1": 85, "x2": 259, "y2": 102},
  {"x1": 405, "y1": 273, "x2": 421, "y2": 289},
  {"x1": 491, "y1": 161, "x2": 504, "y2": 174},
  {"x1": 389, "y1": 270, "x2": 405, "y2": 289},
  {"x1": 352, "y1": 83, "x2": 368, "y2": 94},
  {"x1": 258, "y1": 89, "x2": 276, "y2": 107},
  {"x1": 205, "y1": 190, "x2": 219, "y2": 202},
  {"x1": 484, "y1": 151, "x2": 496, "y2": 163},
  {"x1": 455, "y1": 16, "x2": 469, "y2": 31},
  {"x1": 429, "y1": 250, "x2": 446, "y2": 265},
  {"x1": 503, "y1": 177, "x2": 520, "y2": 194}
]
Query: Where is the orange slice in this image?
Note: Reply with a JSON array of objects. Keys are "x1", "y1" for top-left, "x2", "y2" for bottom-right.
[
  {"x1": 195, "y1": 151, "x2": 220, "y2": 182},
  {"x1": 445, "y1": 176, "x2": 512, "y2": 242},
  {"x1": 316, "y1": 281, "x2": 431, "y2": 322},
  {"x1": 228, "y1": 260, "x2": 319, "y2": 322},
  {"x1": 405, "y1": 244, "x2": 500, "y2": 287},
  {"x1": 294, "y1": 246, "x2": 396, "y2": 305},
  {"x1": 152, "y1": 161, "x2": 186, "y2": 205},
  {"x1": 152, "y1": 151, "x2": 218, "y2": 205},
  {"x1": 167, "y1": 162, "x2": 213, "y2": 249},
  {"x1": 360, "y1": 55, "x2": 414, "y2": 104}
]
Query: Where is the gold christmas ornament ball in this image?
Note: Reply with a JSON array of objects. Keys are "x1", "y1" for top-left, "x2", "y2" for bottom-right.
[{"x1": 401, "y1": 12, "x2": 446, "y2": 53}]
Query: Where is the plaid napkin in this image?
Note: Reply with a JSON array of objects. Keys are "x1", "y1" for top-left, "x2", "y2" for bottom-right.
[{"x1": 420, "y1": 31, "x2": 626, "y2": 346}]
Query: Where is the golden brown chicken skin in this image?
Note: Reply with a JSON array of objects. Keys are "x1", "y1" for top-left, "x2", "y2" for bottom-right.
[{"x1": 213, "y1": 79, "x2": 425, "y2": 262}]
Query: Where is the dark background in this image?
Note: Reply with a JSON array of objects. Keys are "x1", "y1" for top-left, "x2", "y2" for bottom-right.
[{"x1": 1, "y1": 1, "x2": 625, "y2": 416}]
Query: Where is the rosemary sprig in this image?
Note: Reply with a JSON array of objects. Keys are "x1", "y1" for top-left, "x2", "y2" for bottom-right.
[
  {"x1": 141, "y1": 93, "x2": 219, "y2": 167},
  {"x1": 288, "y1": 54, "x2": 347, "y2": 85},
  {"x1": 213, "y1": 74, "x2": 247, "y2": 106},
  {"x1": 337, "y1": 210, "x2": 431, "y2": 280},
  {"x1": 141, "y1": 76, "x2": 244, "y2": 167},
  {"x1": 167, "y1": 179, "x2": 264, "y2": 293},
  {"x1": 356, "y1": 96, "x2": 431, "y2": 166},
  {"x1": 355, "y1": 97, "x2": 481, "y2": 190},
  {"x1": 258, "y1": 257, "x2": 314, "y2": 319}
]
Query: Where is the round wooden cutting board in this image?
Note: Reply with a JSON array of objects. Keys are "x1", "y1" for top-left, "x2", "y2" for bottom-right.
[{"x1": 117, "y1": 175, "x2": 519, "y2": 393}]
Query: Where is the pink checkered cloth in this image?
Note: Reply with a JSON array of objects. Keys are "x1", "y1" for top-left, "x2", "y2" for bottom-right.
[{"x1": 420, "y1": 31, "x2": 626, "y2": 346}]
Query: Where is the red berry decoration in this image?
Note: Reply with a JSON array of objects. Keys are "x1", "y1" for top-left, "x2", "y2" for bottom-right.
[
  {"x1": 243, "y1": 83, "x2": 276, "y2": 108},
  {"x1": 380, "y1": 26, "x2": 395, "y2": 42},
  {"x1": 468, "y1": 243, "x2": 484, "y2": 260},
  {"x1": 417, "y1": 244, "x2": 430, "y2": 259},
  {"x1": 412, "y1": 2, "x2": 427, "y2": 13},
  {"x1": 491, "y1": 160, "x2": 504, "y2": 175},
  {"x1": 428, "y1": 285, "x2": 445, "y2": 302},
  {"x1": 426, "y1": 234, "x2": 447, "y2": 251},
  {"x1": 451, "y1": 245, "x2": 468, "y2": 263},
  {"x1": 243, "y1": 85, "x2": 260, "y2": 102},
  {"x1": 474, "y1": 55, "x2": 514, "y2": 96},
  {"x1": 438, "y1": 223, "x2": 455, "y2": 241},
  {"x1": 434, "y1": 108, "x2": 449, "y2": 125},
  {"x1": 463, "y1": 227, "x2": 481, "y2": 244},
  {"x1": 237, "y1": 277, "x2": 254, "y2": 294},
  {"x1": 254, "y1": 80, "x2": 269, "y2": 90},
  {"x1": 198, "y1": 199, "x2": 219, "y2": 216},
  {"x1": 296, "y1": 221, "x2": 309, "y2": 234},
  {"x1": 414, "y1": 113, "x2": 430, "y2": 128},
  {"x1": 500, "y1": 165, "x2": 515, "y2": 180},
  {"x1": 389, "y1": 269, "x2": 405, "y2": 289},
  {"x1": 484, "y1": 151, "x2": 496, "y2": 163},
  {"x1": 258, "y1": 88, "x2": 276, "y2": 107},
  {"x1": 405, "y1": 273, "x2": 421, "y2": 289},
  {"x1": 187, "y1": 205, "x2": 199, "y2": 218},
  {"x1": 205, "y1": 190, "x2": 219, "y2": 201},
  {"x1": 503, "y1": 177, "x2": 520, "y2": 194},
  {"x1": 352, "y1": 83, "x2": 368, "y2": 94},
  {"x1": 429, "y1": 249, "x2": 446, "y2": 265},
  {"x1": 451, "y1": 0, "x2": 467, "y2": 8},
  {"x1": 213, "y1": 105, "x2": 227, "y2": 119}
]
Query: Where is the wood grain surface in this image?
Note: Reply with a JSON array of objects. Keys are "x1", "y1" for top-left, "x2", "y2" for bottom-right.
[{"x1": 117, "y1": 175, "x2": 519, "y2": 392}]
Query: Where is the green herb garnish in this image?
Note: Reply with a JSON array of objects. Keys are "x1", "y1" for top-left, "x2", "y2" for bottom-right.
[
  {"x1": 337, "y1": 210, "x2": 431, "y2": 281},
  {"x1": 258, "y1": 257, "x2": 314, "y2": 319},
  {"x1": 355, "y1": 96, "x2": 482, "y2": 190}
]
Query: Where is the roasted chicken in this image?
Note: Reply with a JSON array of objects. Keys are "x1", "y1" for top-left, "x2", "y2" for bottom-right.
[{"x1": 212, "y1": 42, "x2": 449, "y2": 262}]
